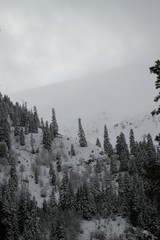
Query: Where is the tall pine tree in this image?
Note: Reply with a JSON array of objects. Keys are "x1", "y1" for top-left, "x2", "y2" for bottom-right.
[
  {"x1": 103, "y1": 125, "x2": 113, "y2": 156},
  {"x1": 78, "y1": 118, "x2": 87, "y2": 147}
]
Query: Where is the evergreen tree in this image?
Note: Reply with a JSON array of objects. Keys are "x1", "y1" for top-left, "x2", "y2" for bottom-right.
[
  {"x1": 146, "y1": 133, "x2": 157, "y2": 166},
  {"x1": 70, "y1": 144, "x2": 76, "y2": 156},
  {"x1": 30, "y1": 134, "x2": 35, "y2": 154},
  {"x1": 40, "y1": 118, "x2": 45, "y2": 130},
  {"x1": 42, "y1": 198, "x2": 48, "y2": 214},
  {"x1": 116, "y1": 132, "x2": 129, "y2": 171},
  {"x1": 0, "y1": 141, "x2": 8, "y2": 158},
  {"x1": 34, "y1": 166, "x2": 39, "y2": 184},
  {"x1": 103, "y1": 125, "x2": 113, "y2": 156},
  {"x1": 56, "y1": 158, "x2": 61, "y2": 173},
  {"x1": 8, "y1": 160, "x2": 18, "y2": 196},
  {"x1": 1, "y1": 184, "x2": 20, "y2": 240},
  {"x1": 49, "y1": 164, "x2": 56, "y2": 186},
  {"x1": 129, "y1": 129, "x2": 136, "y2": 156},
  {"x1": 43, "y1": 121, "x2": 52, "y2": 150},
  {"x1": 0, "y1": 116, "x2": 11, "y2": 149},
  {"x1": 96, "y1": 137, "x2": 101, "y2": 148},
  {"x1": 50, "y1": 223, "x2": 57, "y2": 240},
  {"x1": 95, "y1": 160, "x2": 101, "y2": 174},
  {"x1": 22, "y1": 197, "x2": 42, "y2": 240},
  {"x1": 24, "y1": 124, "x2": 29, "y2": 135},
  {"x1": 51, "y1": 108, "x2": 58, "y2": 138},
  {"x1": 49, "y1": 187, "x2": 57, "y2": 218},
  {"x1": 110, "y1": 154, "x2": 118, "y2": 174},
  {"x1": 33, "y1": 106, "x2": 39, "y2": 133},
  {"x1": 18, "y1": 185, "x2": 31, "y2": 235},
  {"x1": 81, "y1": 181, "x2": 95, "y2": 219},
  {"x1": 1, "y1": 163, "x2": 19, "y2": 240},
  {"x1": 56, "y1": 211, "x2": 66, "y2": 240},
  {"x1": 67, "y1": 182, "x2": 75, "y2": 211},
  {"x1": 78, "y1": 118, "x2": 87, "y2": 147},
  {"x1": 20, "y1": 128, "x2": 25, "y2": 146},
  {"x1": 59, "y1": 173, "x2": 69, "y2": 211}
]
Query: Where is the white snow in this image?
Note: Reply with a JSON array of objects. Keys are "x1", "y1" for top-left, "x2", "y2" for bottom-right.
[
  {"x1": 78, "y1": 216, "x2": 128, "y2": 240},
  {"x1": 0, "y1": 128, "x2": 107, "y2": 207},
  {"x1": 10, "y1": 58, "x2": 158, "y2": 146}
]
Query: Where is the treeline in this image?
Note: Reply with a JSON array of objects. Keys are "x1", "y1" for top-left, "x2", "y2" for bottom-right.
[{"x1": 0, "y1": 93, "x2": 40, "y2": 157}]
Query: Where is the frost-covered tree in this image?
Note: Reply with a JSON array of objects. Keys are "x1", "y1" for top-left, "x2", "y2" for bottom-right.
[{"x1": 78, "y1": 118, "x2": 87, "y2": 147}]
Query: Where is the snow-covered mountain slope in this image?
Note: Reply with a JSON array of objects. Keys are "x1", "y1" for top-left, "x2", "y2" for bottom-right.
[
  {"x1": 10, "y1": 57, "x2": 159, "y2": 145},
  {"x1": 78, "y1": 217, "x2": 155, "y2": 240},
  {"x1": 79, "y1": 217, "x2": 128, "y2": 240},
  {"x1": 0, "y1": 128, "x2": 107, "y2": 207},
  {"x1": 83, "y1": 111, "x2": 160, "y2": 146}
]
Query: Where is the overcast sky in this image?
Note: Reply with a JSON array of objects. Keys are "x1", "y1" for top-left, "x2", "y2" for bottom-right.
[{"x1": 0, "y1": 0, "x2": 160, "y2": 93}]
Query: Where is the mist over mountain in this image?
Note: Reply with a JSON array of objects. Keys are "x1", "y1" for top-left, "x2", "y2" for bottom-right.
[
  {"x1": 1, "y1": 57, "x2": 160, "y2": 240},
  {"x1": 10, "y1": 57, "x2": 157, "y2": 143}
]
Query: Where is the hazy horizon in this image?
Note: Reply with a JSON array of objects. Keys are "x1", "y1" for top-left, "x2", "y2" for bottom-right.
[{"x1": 0, "y1": 0, "x2": 160, "y2": 94}]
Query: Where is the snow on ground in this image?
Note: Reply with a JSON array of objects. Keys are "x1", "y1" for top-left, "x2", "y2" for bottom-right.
[
  {"x1": 1, "y1": 112, "x2": 159, "y2": 207},
  {"x1": 0, "y1": 128, "x2": 107, "y2": 207},
  {"x1": 78, "y1": 216, "x2": 128, "y2": 240},
  {"x1": 10, "y1": 58, "x2": 159, "y2": 147}
]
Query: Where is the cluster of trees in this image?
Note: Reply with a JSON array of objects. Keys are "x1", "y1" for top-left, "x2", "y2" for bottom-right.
[
  {"x1": 0, "y1": 159, "x2": 81, "y2": 240},
  {"x1": 0, "y1": 94, "x2": 40, "y2": 157},
  {"x1": 50, "y1": 128, "x2": 160, "y2": 238},
  {"x1": 42, "y1": 108, "x2": 59, "y2": 151}
]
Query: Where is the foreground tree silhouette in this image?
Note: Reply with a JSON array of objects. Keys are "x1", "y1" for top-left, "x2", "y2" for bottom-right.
[{"x1": 150, "y1": 60, "x2": 160, "y2": 144}]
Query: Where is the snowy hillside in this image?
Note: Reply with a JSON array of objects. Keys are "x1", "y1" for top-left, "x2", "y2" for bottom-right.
[
  {"x1": 0, "y1": 127, "x2": 107, "y2": 207},
  {"x1": 10, "y1": 57, "x2": 159, "y2": 145}
]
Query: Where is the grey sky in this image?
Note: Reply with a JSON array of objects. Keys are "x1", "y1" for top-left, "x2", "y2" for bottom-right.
[{"x1": 0, "y1": 0, "x2": 160, "y2": 93}]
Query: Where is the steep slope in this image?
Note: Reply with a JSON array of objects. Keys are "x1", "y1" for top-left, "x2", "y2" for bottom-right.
[
  {"x1": 0, "y1": 128, "x2": 107, "y2": 207},
  {"x1": 10, "y1": 57, "x2": 158, "y2": 144}
]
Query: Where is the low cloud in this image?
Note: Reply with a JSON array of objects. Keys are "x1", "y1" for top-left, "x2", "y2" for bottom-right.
[{"x1": 0, "y1": 0, "x2": 160, "y2": 93}]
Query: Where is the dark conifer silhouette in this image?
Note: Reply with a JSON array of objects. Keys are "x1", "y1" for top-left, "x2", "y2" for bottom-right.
[{"x1": 78, "y1": 118, "x2": 87, "y2": 147}]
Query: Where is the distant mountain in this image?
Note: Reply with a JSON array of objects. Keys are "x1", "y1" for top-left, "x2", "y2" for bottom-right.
[{"x1": 10, "y1": 57, "x2": 159, "y2": 144}]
